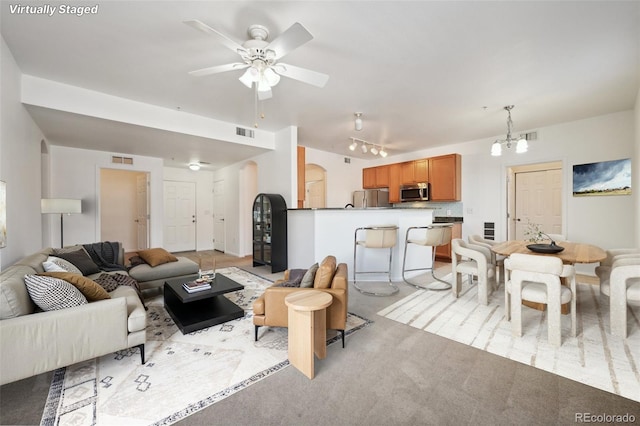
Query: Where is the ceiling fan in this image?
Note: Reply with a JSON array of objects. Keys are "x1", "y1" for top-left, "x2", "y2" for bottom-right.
[{"x1": 184, "y1": 20, "x2": 329, "y2": 100}]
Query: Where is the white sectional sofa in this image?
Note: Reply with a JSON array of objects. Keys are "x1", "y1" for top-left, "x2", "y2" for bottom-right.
[{"x1": 0, "y1": 245, "x2": 198, "y2": 385}]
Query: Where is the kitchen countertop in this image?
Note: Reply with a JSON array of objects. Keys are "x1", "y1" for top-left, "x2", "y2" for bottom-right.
[{"x1": 288, "y1": 207, "x2": 437, "y2": 211}]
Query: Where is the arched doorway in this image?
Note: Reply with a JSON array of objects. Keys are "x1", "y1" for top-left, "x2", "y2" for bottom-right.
[{"x1": 304, "y1": 163, "x2": 326, "y2": 208}]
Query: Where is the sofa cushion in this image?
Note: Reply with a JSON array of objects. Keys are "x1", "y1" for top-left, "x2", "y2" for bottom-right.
[
  {"x1": 53, "y1": 249, "x2": 101, "y2": 276},
  {"x1": 0, "y1": 265, "x2": 37, "y2": 319},
  {"x1": 40, "y1": 272, "x2": 110, "y2": 301},
  {"x1": 13, "y1": 248, "x2": 52, "y2": 273},
  {"x1": 24, "y1": 275, "x2": 88, "y2": 311},
  {"x1": 129, "y1": 256, "x2": 198, "y2": 282},
  {"x1": 110, "y1": 286, "x2": 146, "y2": 332},
  {"x1": 43, "y1": 256, "x2": 83, "y2": 275},
  {"x1": 314, "y1": 256, "x2": 337, "y2": 289},
  {"x1": 300, "y1": 263, "x2": 318, "y2": 288},
  {"x1": 136, "y1": 248, "x2": 178, "y2": 267}
]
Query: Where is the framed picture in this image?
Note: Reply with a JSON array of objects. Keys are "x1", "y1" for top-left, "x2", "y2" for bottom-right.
[
  {"x1": 573, "y1": 158, "x2": 631, "y2": 197},
  {"x1": 0, "y1": 181, "x2": 6, "y2": 248}
]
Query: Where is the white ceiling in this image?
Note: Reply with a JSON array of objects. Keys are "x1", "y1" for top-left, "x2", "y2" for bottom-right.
[{"x1": 2, "y1": 1, "x2": 638, "y2": 170}]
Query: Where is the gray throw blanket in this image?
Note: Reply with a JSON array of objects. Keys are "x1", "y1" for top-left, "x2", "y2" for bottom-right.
[{"x1": 83, "y1": 241, "x2": 127, "y2": 272}]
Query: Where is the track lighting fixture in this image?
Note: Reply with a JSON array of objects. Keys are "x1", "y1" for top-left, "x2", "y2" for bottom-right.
[{"x1": 348, "y1": 137, "x2": 388, "y2": 157}]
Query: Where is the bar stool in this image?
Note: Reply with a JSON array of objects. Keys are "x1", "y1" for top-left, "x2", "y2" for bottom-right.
[
  {"x1": 353, "y1": 225, "x2": 399, "y2": 296},
  {"x1": 402, "y1": 224, "x2": 453, "y2": 291}
]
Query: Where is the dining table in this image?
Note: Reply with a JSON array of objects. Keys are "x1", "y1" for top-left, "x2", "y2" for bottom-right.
[{"x1": 490, "y1": 240, "x2": 607, "y2": 313}]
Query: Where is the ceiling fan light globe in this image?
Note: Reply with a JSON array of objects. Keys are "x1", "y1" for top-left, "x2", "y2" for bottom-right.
[
  {"x1": 257, "y1": 79, "x2": 271, "y2": 92},
  {"x1": 491, "y1": 141, "x2": 502, "y2": 156},
  {"x1": 189, "y1": 163, "x2": 201, "y2": 171},
  {"x1": 239, "y1": 69, "x2": 254, "y2": 88},
  {"x1": 263, "y1": 68, "x2": 281, "y2": 86}
]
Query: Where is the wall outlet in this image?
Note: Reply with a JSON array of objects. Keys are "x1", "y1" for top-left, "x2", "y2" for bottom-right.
[
  {"x1": 446, "y1": 209, "x2": 452, "y2": 216},
  {"x1": 466, "y1": 207, "x2": 474, "y2": 214}
]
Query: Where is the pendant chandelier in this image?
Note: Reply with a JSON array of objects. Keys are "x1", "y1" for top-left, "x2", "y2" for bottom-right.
[{"x1": 491, "y1": 105, "x2": 528, "y2": 156}]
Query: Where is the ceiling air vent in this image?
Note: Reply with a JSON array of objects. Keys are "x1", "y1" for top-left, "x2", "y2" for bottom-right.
[
  {"x1": 112, "y1": 156, "x2": 133, "y2": 165},
  {"x1": 236, "y1": 127, "x2": 255, "y2": 138}
]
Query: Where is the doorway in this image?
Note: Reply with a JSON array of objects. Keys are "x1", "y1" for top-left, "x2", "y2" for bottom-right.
[
  {"x1": 508, "y1": 161, "x2": 563, "y2": 240},
  {"x1": 304, "y1": 163, "x2": 326, "y2": 208},
  {"x1": 100, "y1": 169, "x2": 149, "y2": 251},
  {"x1": 163, "y1": 181, "x2": 196, "y2": 252}
]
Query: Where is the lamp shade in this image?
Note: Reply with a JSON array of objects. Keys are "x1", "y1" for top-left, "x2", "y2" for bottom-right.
[
  {"x1": 41, "y1": 199, "x2": 82, "y2": 214},
  {"x1": 491, "y1": 141, "x2": 502, "y2": 157}
]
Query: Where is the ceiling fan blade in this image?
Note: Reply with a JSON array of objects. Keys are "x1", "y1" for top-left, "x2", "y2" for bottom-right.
[
  {"x1": 258, "y1": 88, "x2": 273, "y2": 100},
  {"x1": 275, "y1": 63, "x2": 329, "y2": 88},
  {"x1": 189, "y1": 63, "x2": 248, "y2": 77},
  {"x1": 183, "y1": 20, "x2": 246, "y2": 54},
  {"x1": 266, "y1": 22, "x2": 313, "y2": 60}
]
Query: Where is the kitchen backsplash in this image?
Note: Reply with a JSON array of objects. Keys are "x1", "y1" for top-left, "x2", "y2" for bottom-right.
[{"x1": 393, "y1": 201, "x2": 463, "y2": 217}]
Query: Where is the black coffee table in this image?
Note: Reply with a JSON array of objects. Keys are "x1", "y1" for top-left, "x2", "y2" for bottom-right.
[{"x1": 164, "y1": 273, "x2": 245, "y2": 334}]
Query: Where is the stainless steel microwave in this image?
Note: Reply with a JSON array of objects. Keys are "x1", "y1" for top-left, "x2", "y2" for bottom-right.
[{"x1": 400, "y1": 183, "x2": 429, "y2": 202}]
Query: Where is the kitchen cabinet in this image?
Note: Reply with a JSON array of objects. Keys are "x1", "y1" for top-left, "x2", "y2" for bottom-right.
[
  {"x1": 388, "y1": 163, "x2": 401, "y2": 203},
  {"x1": 429, "y1": 154, "x2": 461, "y2": 201},
  {"x1": 253, "y1": 193, "x2": 288, "y2": 273},
  {"x1": 435, "y1": 223, "x2": 462, "y2": 262},
  {"x1": 400, "y1": 159, "x2": 429, "y2": 184},
  {"x1": 363, "y1": 166, "x2": 389, "y2": 189},
  {"x1": 362, "y1": 167, "x2": 377, "y2": 188}
]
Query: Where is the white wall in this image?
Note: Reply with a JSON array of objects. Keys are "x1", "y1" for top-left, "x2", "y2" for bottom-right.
[
  {"x1": 47, "y1": 146, "x2": 164, "y2": 248},
  {"x1": 635, "y1": 89, "x2": 640, "y2": 247},
  {"x1": 0, "y1": 36, "x2": 45, "y2": 269},
  {"x1": 370, "y1": 110, "x2": 636, "y2": 257},
  {"x1": 163, "y1": 166, "x2": 215, "y2": 251},
  {"x1": 304, "y1": 148, "x2": 369, "y2": 208},
  {"x1": 214, "y1": 126, "x2": 297, "y2": 257}
]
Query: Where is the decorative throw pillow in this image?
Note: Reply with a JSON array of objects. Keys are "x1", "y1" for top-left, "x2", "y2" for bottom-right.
[
  {"x1": 136, "y1": 248, "x2": 178, "y2": 267},
  {"x1": 314, "y1": 256, "x2": 337, "y2": 289},
  {"x1": 52, "y1": 245, "x2": 87, "y2": 255},
  {"x1": 276, "y1": 280, "x2": 302, "y2": 288},
  {"x1": 288, "y1": 269, "x2": 307, "y2": 284},
  {"x1": 43, "y1": 256, "x2": 83, "y2": 275},
  {"x1": 39, "y1": 272, "x2": 110, "y2": 301},
  {"x1": 24, "y1": 275, "x2": 88, "y2": 311},
  {"x1": 53, "y1": 250, "x2": 101, "y2": 276},
  {"x1": 300, "y1": 263, "x2": 319, "y2": 288},
  {"x1": 128, "y1": 255, "x2": 146, "y2": 267}
]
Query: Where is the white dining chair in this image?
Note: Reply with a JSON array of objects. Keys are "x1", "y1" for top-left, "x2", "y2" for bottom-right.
[
  {"x1": 468, "y1": 234, "x2": 505, "y2": 284},
  {"x1": 451, "y1": 239, "x2": 495, "y2": 305},
  {"x1": 504, "y1": 253, "x2": 576, "y2": 347}
]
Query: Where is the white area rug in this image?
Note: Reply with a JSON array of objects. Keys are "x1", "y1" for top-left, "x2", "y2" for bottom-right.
[
  {"x1": 378, "y1": 275, "x2": 640, "y2": 402},
  {"x1": 40, "y1": 267, "x2": 370, "y2": 425}
]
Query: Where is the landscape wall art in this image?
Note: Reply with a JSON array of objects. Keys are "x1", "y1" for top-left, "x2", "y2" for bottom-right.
[{"x1": 573, "y1": 158, "x2": 631, "y2": 197}]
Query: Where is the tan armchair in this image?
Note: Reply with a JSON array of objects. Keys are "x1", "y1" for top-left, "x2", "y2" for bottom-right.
[{"x1": 253, "y1": 256, "x2": 349, "y2": 347}]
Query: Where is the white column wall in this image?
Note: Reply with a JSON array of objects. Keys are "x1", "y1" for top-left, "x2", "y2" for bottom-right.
[{"x1": 0, "y1": 36, "x2": 45, "y2": 268}]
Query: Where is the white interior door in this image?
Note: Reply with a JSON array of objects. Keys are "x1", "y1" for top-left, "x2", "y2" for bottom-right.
[
  {"x1": 163, "y1": 181, "x2": 196, "y2": 252},
  {"x1": 514, "y1": 169, "x2": 562, "y2": 240},
  {"x1": 213, "y1": 180, "x2": 225, "y2": 252},
  {"x1": 135, "y1": 174, "x2": 149, "y2": 250}
]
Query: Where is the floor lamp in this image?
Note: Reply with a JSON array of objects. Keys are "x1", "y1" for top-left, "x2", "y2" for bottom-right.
[{"x1": 41, "y1": 199, "x2": 82, "y2": 248}]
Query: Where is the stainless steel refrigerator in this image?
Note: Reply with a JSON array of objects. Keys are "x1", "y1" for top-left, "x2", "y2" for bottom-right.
[{"x1": 353, "y1": 190, "x2": 390, "y2": 208}]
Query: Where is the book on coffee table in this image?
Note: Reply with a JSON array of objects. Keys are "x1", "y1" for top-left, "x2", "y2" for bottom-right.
[{"x1": 183, "y1": 281, "x2": 211, "y2": 293}]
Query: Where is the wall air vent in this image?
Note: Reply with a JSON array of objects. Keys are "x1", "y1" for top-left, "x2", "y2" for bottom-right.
[
  {"x1": 236, "y1": 127, "x2": 255, "y2": 138},
  {"x1": 344, "y1": 157, "x2": 351, "y2": 164},
  {"x1": 112, "y1": 156, "x2": 133, "y2": 165}
]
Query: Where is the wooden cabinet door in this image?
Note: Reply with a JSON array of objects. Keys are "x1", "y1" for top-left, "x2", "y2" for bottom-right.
[
  {"x1": 362, "y1": 167, "x2": 376, "y2": 189},
  {"x1": 400, "y1": 161, "x2": 415, "y2": 184},
  {"x1": 388, "y1": 163, "x2": 401, "y2": 203},
  {"x1": 414, "y1": 159, "x2": 428, "y2": 182},
  {"x1": 375, "y1": 165, "x2": 390, "y2": 187},
  {"x1": 429, "y1": 154, "x2": 461, "y2": 201}
]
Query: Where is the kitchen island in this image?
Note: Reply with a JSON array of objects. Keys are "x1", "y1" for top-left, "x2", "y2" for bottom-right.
[{"x1": 287, "y1": 207, "x2": 441, "y2": 282}]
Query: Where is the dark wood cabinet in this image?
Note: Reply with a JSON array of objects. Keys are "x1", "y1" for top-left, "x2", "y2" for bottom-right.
[{"x1": 253, "y1": 193, "x2": 287, "y2": 273}]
